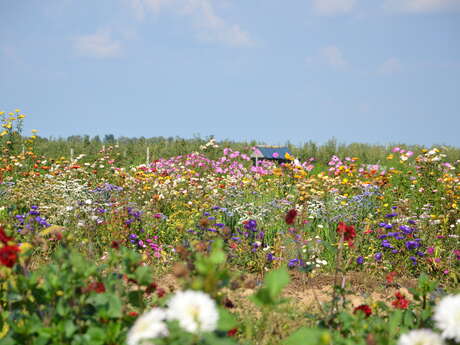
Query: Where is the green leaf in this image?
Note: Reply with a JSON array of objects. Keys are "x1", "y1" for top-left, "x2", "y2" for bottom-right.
[
  {"x1": 217, "y1": 307, "x2": 237, "y2": 331},
  {"x1": 64, "y1": 320, "x2": 77, "y2": 338},
  {"x1": 283, "y1": 327, "x2": 331, "y2": 345},
  {"x1": 265, "y1": 268, "x2": 290, "y2": 299},
  {"x1": 134, "y1": 266, "x2": 153, "y2": 286},
  {"x1": 106, "y1": 293, "x2": 122, "y2": 318},
  {"x1": 128, "y1": 291, "x2": 145, "y2": 308},
  {"x1": 84, "y1": 327, "x2": 105, "y2": 344},
  {"x1": 388, "y1": 310, "x2": 403, "y2": 339}
]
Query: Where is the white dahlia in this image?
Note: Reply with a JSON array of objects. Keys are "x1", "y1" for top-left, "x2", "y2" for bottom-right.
[
  {"x1": 433, "y1": 294, "x2": 460, "y2": 342},
  {"x1": 127, "y1": 308, "x2": 169, "y2": 345},
  {"x1": 397, "y1": 329, "x2": 444, "y2": 345},
  {"x1": 166, "y1": 290, "x2": 219, "y2": 333}
]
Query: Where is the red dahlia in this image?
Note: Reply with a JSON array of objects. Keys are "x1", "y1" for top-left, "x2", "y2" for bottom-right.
[
  {"x1": 0, "y1": 245, "x2": 20, "y2": 268},
  {"x1": 336, "y1": 222, "x2": 356, "y2": 245},
  {"x1": 353, "y1": 304, "x2": 372, "y2": 317},
  {"x1": 285, "y1": 209, "x2": 298, "y2": 225},
  {"x1": 392, "y1": 291, "x2": 410, "y2": 309}
]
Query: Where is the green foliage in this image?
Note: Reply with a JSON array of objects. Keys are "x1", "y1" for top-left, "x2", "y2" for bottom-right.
[{"x1": 251, "y1": 268, "x2": 290, "y2": 307}]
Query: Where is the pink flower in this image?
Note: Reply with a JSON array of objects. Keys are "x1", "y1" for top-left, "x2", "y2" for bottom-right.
[
  {"x1": 392, "y1": 147, "x2": 400, "y2": 153},
  {"x1": 272, "y1": 152, "x2": 279, "y2": 158}
]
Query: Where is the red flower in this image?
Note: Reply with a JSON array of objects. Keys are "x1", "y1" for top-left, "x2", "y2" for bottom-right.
[
  {"x1": 0, "y1": 245, "x2": 20, "y2": 268},
  {"x1": 84, "y1": 281, "x2": 106, "y2": 294},
  {"x1": 336, "y1": 222, "x2": 356, "y2": 245},
  {"x1": 0, "y1": 227, "x2": 13, "y2": 244},
  {"x1": 227, "y1": 328, "x2": 238, "y2": 337},
  {"x1": 386, "y1": 271, "x2": 397, "y2": 284},
  {"x1": 146, "y1": 282, "x2": 158, "y2": 294},
  {"x1": 392, "y1": 291, "x2": 410, "y2": 309},
  {"x1": 156, "y1": 288, "x2": 166, "y2": 298},
  {"x1": 353, "y1": 304, "x2": 372, "y2": 317},
  {"x1": 285, "y1": 209, "x2": 298, "y2": 225},
  {"x1": 128, "y1": 311, "x2": 139, "y2": 317},
  {"x1": 111, "y1": 241, "x2": 120, "y2": 249}
]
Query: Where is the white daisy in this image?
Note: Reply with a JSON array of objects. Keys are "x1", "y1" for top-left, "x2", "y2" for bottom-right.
[
  {"x1": 397, "y1": 329, "x2": 444, "y2": 345},
  {"x1": 433, "y1": 294, "x2": 460, "y2": 342},
  {"x1": 127, "y1": 308, "x2": 169, "y2": 345},
  {"x1": 166, "y1": 290, "x2": 219, "y2": 333}
]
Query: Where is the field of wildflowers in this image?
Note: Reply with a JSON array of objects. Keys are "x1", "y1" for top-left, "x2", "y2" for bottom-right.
[{"x1": 0, "y1": 110, "x2": 459, "y2": 345}]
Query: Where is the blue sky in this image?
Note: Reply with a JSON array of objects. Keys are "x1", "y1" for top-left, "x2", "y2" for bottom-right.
[{"x1": 1, "y1": 0, "x2": 459, "y2": 146}]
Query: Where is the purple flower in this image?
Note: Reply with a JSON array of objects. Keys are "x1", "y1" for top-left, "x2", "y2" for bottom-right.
[
  {"x1": 381, "y1": 240, "x2": 394, "y2": 249},
  {"x1": 408, "y1": 220, "x2": 416, "y2": 225},
  {"x1": 244, "y1": 220, "x2": 257, "y2": 231},
  {"x1": 384, "y1": 224, "x2": 393, "y2": 229},
  {"x1": 405, "y1": 240, "x2": 420, "y2": 250},
  {"x1": 385, "y1": 213, "x2": 397, "y2": 218},
  {"x1": 266, "y1": 253, "x2": 275, "y2": 262},
  {"x1": 374, "y1": 252, "x2": 383, "y2": 261},
  {"x1": 399, "y1": 225, "x2": 412, "y2": 234},
  {"x1": 356, "y1": 256, "x2": 364, "y2": 265},
  {"x1": 409, "y1": 256, "x2": 417, "y2": 265},
  {"x1": 378, "y1": 222, "x2": 387, "y2": 227}
]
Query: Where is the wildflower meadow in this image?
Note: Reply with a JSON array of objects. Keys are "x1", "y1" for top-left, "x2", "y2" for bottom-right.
[{"x1": 0, "y1": 110, "x2": 459, "y2": 345}]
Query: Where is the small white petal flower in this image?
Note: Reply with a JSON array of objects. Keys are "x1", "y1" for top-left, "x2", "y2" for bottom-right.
[
  {"x1": 397, "y1": 329, "x2": 444, "y2": 345},
  {"x1": 127, "y1": 308, "x2": 169, "y2": 345},
  {"x1": 433, "y1": 294, "x2": 460, "y2": 342},
  {"x1": 167, "y1": 290, "x2": 219, "y2": 333}
]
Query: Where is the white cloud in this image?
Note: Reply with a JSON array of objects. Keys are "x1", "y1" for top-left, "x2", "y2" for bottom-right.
[
  {"x1": 73, "y1": 30, "x2": 121, "y2": 58},
  {"x1": 383, "y1": 0, "x2": 460, "y2": 13},
  {"x1": 379, "y1": 57, "x2": 402, "y2": 74},
  {"x1": 128, "y1": 0, "x2": 253, "y2": 46},
  {"x1": 320, "y1": 45, "x2": 348, "y2": 68},
  {"x1": 311, "y1": 0, "x2": 356, "y2": 15}
]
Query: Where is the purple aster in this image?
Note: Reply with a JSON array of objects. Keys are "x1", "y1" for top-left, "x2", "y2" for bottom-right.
[
  {"x1": 385, "y1": 213, "x2": 397, "y2": 218},
  {"x1": 356, "y1": 256, "x2": 364, "y2": 265},
  {"x1": 374, "y1": 252, "x2": 383, "y2": 261},
  {"x1": 381, "y1": 240, "x2": 394, "y2": 249},
  {"x1": 405, "y1": 240, "x2": 420, "y2": 250},
  {"x1": 399, "y1": 225, "x2": 412, "y2": 234},
  {"x1": 266, "y1": 253, "x2": 275, "y2": 262}
]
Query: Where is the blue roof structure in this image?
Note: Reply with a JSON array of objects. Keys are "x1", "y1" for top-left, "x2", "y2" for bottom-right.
[{"x1": 252, "y1": 146, "x2": 291, "y2": 160}]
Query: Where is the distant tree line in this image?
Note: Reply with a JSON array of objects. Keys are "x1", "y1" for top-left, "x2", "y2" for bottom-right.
[{"x1": 28, "y1": 135, "x2": 460, "y2": 166}]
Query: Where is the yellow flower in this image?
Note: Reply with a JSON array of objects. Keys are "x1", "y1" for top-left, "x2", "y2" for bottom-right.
[
  {"x1": 285, "y1": 152, "x2": 294, "y2": 161},
  {"x1": 0, "y1": 130, "x2": 7, "y2": 136},
  {"x1": 31, "y1": 129, "x2": 38, "y2": 133},
  {"x1": 387, "y1": 154, "x2": 393, "y2": 160},
  {"x1": 0, "y1": 111, "x2": 4, "y2": 115},
  {"x1": 14, "y1": 109, "x2": 20, "y2": 113},
  {"x1": 18, "y1": 114, "x2": 25, "y2": 119}
]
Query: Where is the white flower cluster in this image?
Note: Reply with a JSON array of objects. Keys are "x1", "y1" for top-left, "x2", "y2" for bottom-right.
[
  {"x1": 398, "y1": 294, "x2": 460, "y2": 345},
  {"x1": 127, "y1": 290, "x2": 219, "y2": 345},
  {"x1": 200, "y1": 138, "x2": 219, "y2": 150}
]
